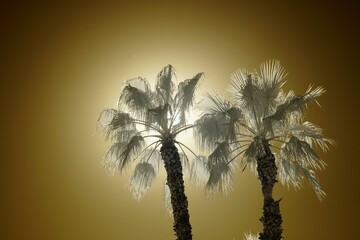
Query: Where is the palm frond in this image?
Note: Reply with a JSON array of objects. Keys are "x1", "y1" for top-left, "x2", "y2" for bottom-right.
[
  {"x1": 207, "y1": 141, "x2": 231, "y2": 169},
  {"x1": 226, "y1": 107, "x2": 243, "y2": 142},
  {"x1": 197, "y1": 93, "x2": 232, "y2": 114},
  {"x1": 97, "y1": 108, "x2": 117, "y2": 130},
  {"x1": 98, "y1": 109, "x2": 136, "y2": 140},
  {"x1": 179, "y1": 152, "x2": 191, "y2": 179},
  {"x1": 102, "y1": 141, "x2": 127, "y2": 175},
  {"x1": 263, "y1": 85, "x2": 325, "y2": 134},
  {"x1": 303, "y1": 85, "x2": 326, "y2": 104},
  {"x1": 206, "y1": 161, "x2": 236, "y2": 195},
  {"x1": 259, "y1": 60, "x2": 287, "y2": 86},
  {"x1": 190, "y1": 156, "x2": 210, "y2": 186},
  {"x1": 114, "y1": 129, "x2": 139, "y2": 143},
  {"x1": 278, "y1": 154, "x2": 326, "y2": 201},
  {"x1": 229, "y1": 70, "x2": 263, "y2": 127},
  {"x1": 286, "y1": 121, "x2": 335, "y2": 151},
  {"x1": 303, "y1": 168, "x2": 326, "y2": 201},
  {"x1": 175, "y1": 72, "x2": 203, "y2": 125},
  {"x1": 194, "y1": 113, "x2": 229, "y2": 150},
  {"x1": 148, "y1": 103, "x2": 171, "y2": 130},
  {"x1": 106, "y1": 111, "x2": 136, "y2": 136},
  {"x1": 155, "y1": 65, "x2": 175, "y2": 104},
  {"x1": 119, "y1": 79, "x2": 153, "y2": 119},
  {"x1": 281, "y1": 136, "x2": 326, "y2": 170},
  {"x1": 258, "y1": 60, "x2": 287, "y2": 117},
  {"x1": 128, "y1": 162, "x2": 156, "y2": 201},
  {"x1": 139, "y1": 147, "x2": 161, "y2": 173},
  {"x1": 164, "y1": 182, "x2": 173, "y2": 216},
  {"x1": 243, "y1": 232, "x2": 260, "y2": 240},
  {"x1": 195, "y1": 93, "x2": 242, "y2": 145},
  {"x1": 277, "y1": 156, "x2": 303, "y2": 189},
  {"x1": 103, "y1": 135, "x2": 145, "y2": 174},
  {"x1": 242, "y1": 139, "x2": 261, "y2": 172}
]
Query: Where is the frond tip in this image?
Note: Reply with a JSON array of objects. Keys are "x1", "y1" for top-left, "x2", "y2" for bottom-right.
[
  {"x1": 190, "y1": 156, "x2": 210, "y2": 186},
  {"x1": 103, "y1": 135, "x2": 145, "y2": 174},
  {"x1": 243, "y1": 232, "x2": 259, "y2": 240},
  {"x1": 128, "y1": 162, "x2": 156, "y2": 201},
  {"x1": 206, "y1": 161, "x2": 236, "y2": 195}
]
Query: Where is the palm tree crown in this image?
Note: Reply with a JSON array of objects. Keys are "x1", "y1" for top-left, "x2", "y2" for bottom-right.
[
  {"x1": 98, "y1": 65, "x2": 202, "y2": 240},
  {"x1": 98, "y1": 64, "x2": 202, "y2": 199},
  {"x1": 194, "y1": 60, "x2": 333, "y2": 239},
  {"x1": 194, "y1": 60, "x2": 333, "y2": 200}
]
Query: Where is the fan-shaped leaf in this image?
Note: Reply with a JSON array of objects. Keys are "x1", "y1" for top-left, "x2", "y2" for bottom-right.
[
  {"x1": 281, "y1": 136, "x2": 325, "y2": 170},
  {"x1": 206, "y1": 161, "x2": 235, "y2": 195},
  {"x1": 164, "y1": 182, "x2": 173, "y2": 216},
  {"x1": 156, "y1": 64, "x2": 175, "y2": 104},
  {"x1": 286, "y1": 121, "x2": 335, "y2": 151},
  {"x1": 139, "y1": 148, "x2": 161, "y2": 173},
  {"x1": 175, "y1": 72, "x2": 203, "y2": 125},
  {"x1": 208, "y1": 141, "x2": 231, "y2": 169},
  {"x1": 120, "y1": 81, "x2": 153, "y2": 119},
  {"x1": 128, "y1": 162, "x2": 156, "y2": 201},
  {"x1": 194, "y1": 113, "x2": 229, "y2": 150},
  {"x1": 190, "y1": 156, "x2": 209, "y2": 186}
]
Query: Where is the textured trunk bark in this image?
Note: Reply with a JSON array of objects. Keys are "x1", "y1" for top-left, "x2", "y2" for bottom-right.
[
  {"x1": 256, "y1": 140, "x2": 283, "y2": 240},
  {"x1": 160, "y1": 137, "x2": 192, "y2": 240}
]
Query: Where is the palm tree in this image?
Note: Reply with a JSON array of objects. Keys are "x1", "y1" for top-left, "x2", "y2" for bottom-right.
[
  {"x1": 193, "y1": 60, "x2": 333, "y2": 239},
  {"x1": 98, "y1": 65, "x2": 203, "y2": 240}
]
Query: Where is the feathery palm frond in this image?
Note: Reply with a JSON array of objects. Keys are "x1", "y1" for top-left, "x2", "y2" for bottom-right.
[
  {"x1": 107, "y1": 111, "x2": 135, "y2": 133},
  {"x1": 242, "y1": 139, "x2": 261, "y2": 172},
  {"x1": 164, "y1": 182, "x2": 172, "y2": 216},
  {"x1": 285, "y1": 121, "x2": 335, "y2": 151},
  {"x1": 103, "y1": 135, "x2": 145, "y2": 174},
  {"x1": 303, "y1": 168, "x2": 326, "y2": 201},
  {"x1": 263, "y1": 85, "x2": 325, "y2": 133},
  {"x1": 281, "y1": 136, "x2": 326, "y2": 170},
  {"x1": 139, "y1": 147, "x2": 161, "y2": 173},
  {"x1": 97, "y1": 109, "x2": 136, "y2": 140},
  {"x1": 120, "y1": 135, "x2": 146, "y2": 169},
  {"x1": 97, "y1": 108, "x2": 117, "y2": 130},
  {"x1": 277, "y1": 156, "x2": 303, "y2": 189},
  {"x1": 278, "y1": 154, "x2": 326, "y2": 201},
  {"x1": 195, "y1": 93, "x2": 243, "y2": 148},
  {"x1": 229, "y1": 70, "x2": 263, "y2": 126},
  {"x1": 190, "y1": 156, "x2": 210, "y2": 186},
  {"x1": 198, "y1": 93, "x2": 232, "y2": 114},
  {"x1": 258, "y1": 60, "x2": 287, "y2": 116},
  {"x1": 206, "y1": 161, "x2": 236, "y2": 195},
  {"x1": 119, "y1": 78, "x2": 153, "y2": 119},
  {"x1": 243, "y1": 232, "x2": 259, "y2": 240},
  {"x1": 207, "y1": 141, "x2": 231, "y2": 168},
  {"x1": 148, "y1": 103, "x2": 171, "y2": 130},
  {"x1": 128, "y1": 162, "x2": 156, "y2": 201},
  {"x1": 156, "y1": 64, "x2": 175, "y2": 104},
  {"x1": 259, "y1": 60, "x2": 287, "y2": 86},
  {"x1": 113, "y1": 129, "x2": 139, "y2": 143},
  {"x1": 194, "y1": 113, "x2": 229, "y2": 150},
  {"x1": 102, "y1": 141, "x2": 127, "y2": 175},
  {"x1": 179, "y1": 152, "x2": 191, "y2": 179},
  {"x1": 175, "y1": 72, "x2": 203, "y2": 125}
]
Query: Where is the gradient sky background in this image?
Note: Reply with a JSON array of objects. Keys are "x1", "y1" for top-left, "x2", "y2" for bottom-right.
[{"x1": 2, "y1": 1, "x2": 359, "y2": 239}]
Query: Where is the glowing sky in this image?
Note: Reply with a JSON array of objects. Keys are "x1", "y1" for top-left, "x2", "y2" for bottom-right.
[{"x1": 3, "y1": 1, "x2": 359, "y2": 239}]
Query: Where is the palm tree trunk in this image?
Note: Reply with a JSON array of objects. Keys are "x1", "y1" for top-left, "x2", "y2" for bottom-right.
[
  {"x1": 256, "y1": 140, "x2": 283, "y2": 240},
  {"x1": 160, "y1": 137, "x2": 192, "y2": 240}
]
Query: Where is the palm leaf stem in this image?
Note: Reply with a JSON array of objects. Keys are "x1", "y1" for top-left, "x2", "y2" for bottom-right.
[
  {"x1": 145, "y1": 142, "x2": 162, "y2": 163},
  {"x1": 227, "y1": 148, "x2": 248, "y2": 165},
  {"x1": 132, "y1": 140, "x2": 161, "y2": 162},
  {"x1": 174, "y1": 141, "x2": 198, "y2": 159},
  {"x1": 173, "y1": 124, "x2": 197, "y2": 136}
]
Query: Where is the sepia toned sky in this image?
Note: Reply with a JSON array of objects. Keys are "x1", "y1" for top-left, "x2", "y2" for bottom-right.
[{"x1": 2, "y1": 1, "x2": 359, "y2": 239}]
